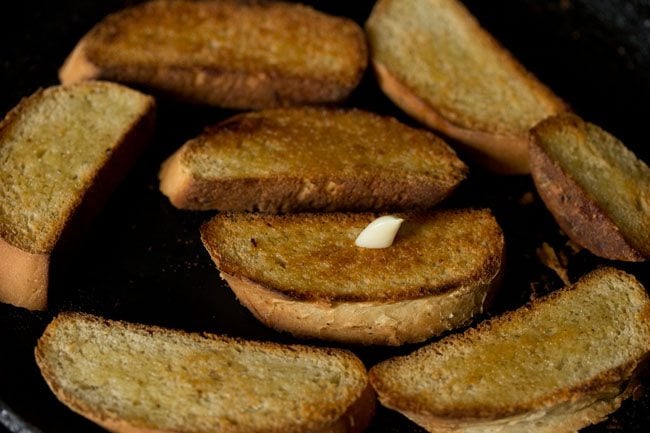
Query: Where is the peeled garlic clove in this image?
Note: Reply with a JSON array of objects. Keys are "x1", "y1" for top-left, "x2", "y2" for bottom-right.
[{"x1": 355, "y1": 215, "x2": 404, "y2": 249}]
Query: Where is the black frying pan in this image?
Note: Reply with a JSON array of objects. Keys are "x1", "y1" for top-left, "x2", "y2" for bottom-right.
[{"x1": 1, "y1": 1, "x2": 649, "y2": 432}]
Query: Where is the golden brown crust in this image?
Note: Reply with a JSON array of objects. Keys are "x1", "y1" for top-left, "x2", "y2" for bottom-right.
[
  {"x1": 0, "y1": 82, "x2": 155, "y2": 310},
  {"x1": 160, "y1": 108, "x2": 467, "y2": 212},
  {"x1": 59, "y1": 0, "x2": 368, "y2": 108},
  {"x1": 366, "y1": 0, "x2": 569, "y2": 175},
  {"x1": 0, "y1": 87, "x2": 70, "y2": 253},
  {"x1": 158, "y1": 150, "x2": 192, "y2": 208},
  {"x1": 49, "y1": 385, "x2": 375, "y2": 433},
  {"x1": 222, "y1": 272, "x2": 499, "y2": 346},
  {"x1": 369, "y1": 268, "x2": 650, "y2": 428},
  {"x1": 59, "y1": 41, "x2": 101, "y2": 85},
  {"x1": 529, "y1": 137, "x2": 644, "y2": 261},
  {"x1": 372, "y1": 358, "x2": 633, "y2": 422},
  {"x1": 162, "y1": 172, "x2": 463, "y2": 213},
  {"x1": 399, "y1": 395, "x2": 624, "y2": 433},
  {"x1": 0, "y1": 238, "x2": 49, "y2": 310},
  {"x1": 200, "y1": 211, "x2": 504, "y2": 303},
  {"x1": 0, "y1": 82, "x2": 155, "y2": 253},
  {"x1": 201, "y1": 210, "x2": 503, "y2": 345},
  {"x1": 35, "y1": 312, "x2": 375, "y2": 433},
  {"x1": 373, "y1": 62, "x2": 531, "y2": 175}
]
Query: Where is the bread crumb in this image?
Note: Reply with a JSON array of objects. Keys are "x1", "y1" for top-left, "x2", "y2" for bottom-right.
[
  {"x1": 518, "y1": 191, "x2": 534, "y2": 205},
  {"x1": 536, "y1": 242, "x2": 570, "y2": 285},
  {"x1": 632, "y1": 383, "x2": 645, "y2": 401},
  {"x1": 565, "y1": 239, "x2": 583, "y2": 254}
]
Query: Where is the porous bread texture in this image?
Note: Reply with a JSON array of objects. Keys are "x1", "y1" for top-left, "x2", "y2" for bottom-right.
[
  {"x1": 370, "y1": 268, "x2": 650, "y2": 433},
  {"x1": 200, "y1": 210, "x2": 504, "y2": 345},
  {"x1": 530, "y1": 113, "x2": 650, "y2": 261},
  {"x1": 160, "y1": 107, "x2": 467, "y2": 212},
  {"x1": 60, "y1": 0, "x2": 367, "y2": 109},
  {"x1": 0, "y1": 81, "x2": 155, "y2": 310},
  {"x1": 365, "y1": 0, "x2": 568, "y2": 174},
  {"x1": 36, "y1": 313, "x2": 374, "y2": 433}
]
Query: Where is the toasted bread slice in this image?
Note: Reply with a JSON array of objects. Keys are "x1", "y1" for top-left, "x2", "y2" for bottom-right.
[
  {"x1": 200, "y1": 210, "x2": 504, "y2": 345},
  {"x1": 369, "y1": 268, "x2": 650, "y2": 433},
  {"x1": 35, "y1": 312, "x2": 375, "y2": 433},
  {"x1": 60, "y1": 0, "x2": 367, "y2": 109},
  {"x1": 160, "y1": 108, "x2": 467, "y2": 212},
  {"x1": 530, "y1": 113, "x2": 650, "y2": 261},
  {"x1": 365, "y1": 0, "x2": 568, "y2": 174},
  {"x1": 0, "y1": 82, "x2": 155, "y2": 310}
]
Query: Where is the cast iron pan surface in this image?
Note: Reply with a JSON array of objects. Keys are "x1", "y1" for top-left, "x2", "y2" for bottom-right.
[{"x1": 1, "y1": 1, "x2": 649, "y2": 432}]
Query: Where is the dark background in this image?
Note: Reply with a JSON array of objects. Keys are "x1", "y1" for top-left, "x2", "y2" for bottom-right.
[{"x1": 0, "y1": 1, "x2": 649, "y2": 432}]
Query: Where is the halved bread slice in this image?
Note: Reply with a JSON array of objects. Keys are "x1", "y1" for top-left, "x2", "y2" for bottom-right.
[
  {"x1": 200, "y1": 210, "x2": 504, "y2": 345},
  {"x1": 160, "y1": 107, "x2": 467, "y2": 212},
  {"x1": 35, "y1": 312, "x2": 375, "y2": 433},
  {"x1": 369, "y1": 268, "x2": 650, "y2": 433},
  {"x1": 60, "y1": 0, "x2": 367, "y2": 109},
  {"x1": 0, "y1": 82, "x2": 155, "y2": 310},
  {"x1": 365, "y1": 0, "x2": 568, "y2": 174},
  {"x1": 530, "y1": 113, "x2": 650, "y2": 261}
]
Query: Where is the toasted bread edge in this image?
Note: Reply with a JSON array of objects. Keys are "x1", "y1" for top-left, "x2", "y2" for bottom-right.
[
  {"x1": 0, "y1": 239, "x2": 49, "y2": 310},
  {"x1": 0, "y1": 83, "x2": 156, "y2": 310},
  {"x1": 529, "y1": 124, "x2": 645, "y2": 261},
  {"x1": 59, "y1": 40, "x2": 101, "y2": 84},
  {"x1": 219, "y1": 265, "x2": 501, "y2": 346},
  {"x1": 35, "y1": 312, "x2": 376, "y2": 433},
  {"x1": 158, "y1": 121, "x2": 467, "y2": 212},
  {"x1": 397, "y1": 394, "x2": 624, "y2": 433},
  {"x1": 373, "y1": 61, "x2": 531, "y2": 175},
  {"x1": 368, "y1": 268, "x2": 650, "y2": 429},
  {"x1": 59, "y1": 4, "x2": 368, "y2": 109}
]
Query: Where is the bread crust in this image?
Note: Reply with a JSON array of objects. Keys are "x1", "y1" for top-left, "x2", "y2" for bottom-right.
[
  {"x1": 201, "y1": 210, "x2": 504, "y2": 345},
  {"x1": 529, "y1": 122, "x2": 645, "y2": 261},
  {"x1": 0, "y1": 82, "x2": 155, "y2": 310},
  {"x1": 59, "y1": 0, "x2": 367, "y2": 109},
  {"x1": 399, "y1": 394, "x2": 624, "y2": 433},
  {"x1": 366, "y1": 0, "x2": 569, "y2": 175},
  {"x1": 59, "y1": 41, "x2": 101, "y2": 86},
  {"x1": 160, "y1": 108, "x2": 467, "y2": 212},
  {"x1": 0, "y1": 238, "x2": 48, "y2": 310},
  {"x1": 161, "y1": 169, "x2": 462, "y2": 213},
  {"x1": 222, "y1": 272, "x2": 499, "y2": 346},
  {"x1": 373, "y1": 358, "x2": 635, "y2": 422},
  {"x1": 35, "y1": 312, "x2": 376, "y2": 433},
  {"x1": 201, "y1": 211, "x2": 504, "y2": 303},
  {"x1": 368, "y1": 268, "x2": 650, "y2": 431},
  {"x1": 48, "y1": 383, "x2": 375, "y2": 433},
  {"x1": 373, "y1": 62, "x2": 530, "y2": 175}
]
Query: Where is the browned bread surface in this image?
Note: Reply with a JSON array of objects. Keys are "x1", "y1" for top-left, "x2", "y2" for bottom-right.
[
  {"x1": 365, "y1": 0, "x2": 568, "y2": 174},
  {"x1": 200, "y1": 210, "x2": 504, "y2": 345},
  {"x1": 369, "y1": 268, "x2": 650, "y2": 433},
  {"x1": 35, "y1": 312, "x2": 375, "y2": 433},
  {"x1": 0, "y1": 81, "x2": 155, "y2": 309},
  {"x1": 160, "y1": 108, "x2": 467, "y2": 212},
  {"x1": 60, "y1": 0, "x2": 367, "y2": 108},
  {"x1": 530, "y1": 113, "x2": 650, "y2": 261}
]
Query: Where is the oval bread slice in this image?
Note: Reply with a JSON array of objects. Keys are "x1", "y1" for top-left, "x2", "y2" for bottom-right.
[
  {"x1": 530, "y1": 113, "x2": 650, "y2": 261},
  {"x1": 369, "y1": 268, "x2": 650, "y2": 433},
  {"x1": 365, "y1": 0, "x2": 568, "y2": 174},
  {"x1": 60, "y1": 0, "x2": 367, "y2": 109},
  {"x1": 0, "y1": 82, "x2": 155, "y2": 310},
  {"x1": 35, "y1": 312, "x2": 375, "y2": 433},
  {"x1": 200, "y1": 210, "x2": 504, "y2": 345},
  {"x1": 160, "y1": 108, "x2": 468, "y2": 212}
]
